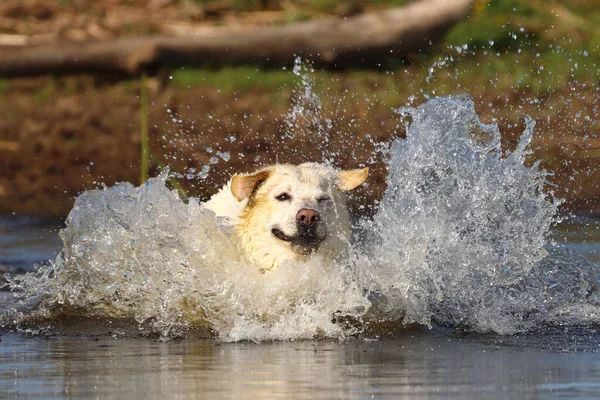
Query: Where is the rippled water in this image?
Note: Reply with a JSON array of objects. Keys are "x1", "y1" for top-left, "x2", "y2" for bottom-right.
[
  {"x1": 0, "y1": 216, "x2": 62, "y2": 274},
  {"x1": 2, "y1": 327, "x2": 600, "y2": 399}
]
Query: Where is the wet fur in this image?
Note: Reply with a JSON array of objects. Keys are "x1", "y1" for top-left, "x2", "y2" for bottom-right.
[{"x1": 204, "y1": 163, "x2": 368, "y2": 271}]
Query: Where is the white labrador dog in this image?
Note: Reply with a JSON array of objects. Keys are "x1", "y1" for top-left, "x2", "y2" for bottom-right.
[{"x1": 204, "y1": 163, "x2": 368, "y2": 271}]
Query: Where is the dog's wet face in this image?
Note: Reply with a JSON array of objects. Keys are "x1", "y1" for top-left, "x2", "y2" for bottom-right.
[
  {"x1": 245, "y1": 165, "x2": 336, "y2": 255},
  {"x1": 231, "y1": 163, "x2": 368, "y2": 266},
  {"x1": 265, "y1": 178, "x2": 331, "y2": 255}
]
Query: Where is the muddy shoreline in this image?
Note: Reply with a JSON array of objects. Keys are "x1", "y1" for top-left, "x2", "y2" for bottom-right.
[{"x1": 1, "y1": 75, "x2": 599, "y2": 217}]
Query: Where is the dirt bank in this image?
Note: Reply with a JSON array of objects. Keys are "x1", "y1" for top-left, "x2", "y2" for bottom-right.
[{"x1": 0, "y1": 74, "x2": 599, "y2": 217}]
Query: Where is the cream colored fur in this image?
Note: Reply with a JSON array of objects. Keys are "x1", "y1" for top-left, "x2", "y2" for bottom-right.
[{"x1": 203, "y1": 163, "x2": 368, "y2": 271}]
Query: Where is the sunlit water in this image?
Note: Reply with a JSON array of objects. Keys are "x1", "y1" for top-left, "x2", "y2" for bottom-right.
[{"x1": 2, "y1": 328, "x2": 600, "y2": 400}]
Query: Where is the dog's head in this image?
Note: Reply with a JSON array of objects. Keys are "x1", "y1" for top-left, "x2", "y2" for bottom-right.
[{"x1": 231, "y1": 163, "x2": 368, "y2": 270}]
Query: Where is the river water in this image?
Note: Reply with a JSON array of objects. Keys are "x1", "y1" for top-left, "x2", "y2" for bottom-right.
[
  {"x1": 1, "y1": 325, "x2": 600, "y2": 399},
  {"x1": 1, "y1": 94, "x2": 600, "y2": 398},
  {"x1": 1, "y1": 242, "x2": 600, "y2": 400}
]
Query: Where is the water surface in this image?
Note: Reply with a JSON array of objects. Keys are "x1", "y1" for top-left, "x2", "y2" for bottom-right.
[
  {"x1": 2, "y1": 327, "x2": 600, "y2": 399},
  {"x1": 1, "y1": 216, "x2": 599, "y2": 399}
]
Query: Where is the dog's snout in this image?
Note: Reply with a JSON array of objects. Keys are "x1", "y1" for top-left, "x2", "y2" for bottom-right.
[{"x1": 296, "y1": 208, "x2": 320, "y2": 226}]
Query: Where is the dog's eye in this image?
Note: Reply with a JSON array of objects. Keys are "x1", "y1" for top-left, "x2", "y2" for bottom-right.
[
  {"x1": 275, "y1": 193, "x2": 291, "y2": 201},
  {"x1": 317, "y1": 196, "x2": 331, "y2": 203}
]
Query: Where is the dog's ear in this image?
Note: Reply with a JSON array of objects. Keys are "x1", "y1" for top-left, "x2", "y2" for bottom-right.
[
  {"x1": 336, "y1": 167, "x2": 369, "y2": 191},
  {"x1": 230, "y1": 170, "x2": 271, "y2": 201}
]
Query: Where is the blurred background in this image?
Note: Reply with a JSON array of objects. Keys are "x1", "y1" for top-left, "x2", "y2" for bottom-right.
[{"x1": 0, "y1": 0, "x2": 598, "y2": 217}]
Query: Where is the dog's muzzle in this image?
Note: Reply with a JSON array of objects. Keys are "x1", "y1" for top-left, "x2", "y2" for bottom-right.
[{"x1": 271, "y1": 208, "x2": 325, "y2": 254}]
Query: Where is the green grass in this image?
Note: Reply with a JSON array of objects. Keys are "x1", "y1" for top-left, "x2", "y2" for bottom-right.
[
  {"x1": 171, "y1": 66, "x2": 302, "y2": 91},
  {"x1": 0, "y1": 79, "x2": 8, "y2": 94},
  {"x1": 169, "y1": 0, "x2": 600, "y2": 100},
  {"x1": 165, "y1": 42, "x2": 598, "y2": 107},
  {"x1": 446, "y1": 0, "x2": 600, "y2": 52},
  {"x1": 33, "y1": 79, "x2": 56, "y2": 104},
  {"x1": 285, "y1": 10, "x2": 311, "y2": 23}
]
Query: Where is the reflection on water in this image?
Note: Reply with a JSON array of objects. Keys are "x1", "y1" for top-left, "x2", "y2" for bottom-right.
[
  {"x1": 0, "y1": 216, "x2": 63, "y2": 274},
  {"x1": 2, "y1": 329, "x2": 600, "y2": 399},
  {"x1": 550, "y1": 216, "x2": 600, "y2": 263}
]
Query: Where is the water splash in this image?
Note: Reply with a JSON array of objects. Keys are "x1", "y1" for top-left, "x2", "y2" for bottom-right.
[
  {"x1": 4, "y1": 89, "x2": 600, "y2": 340},
  {"x1": 5, "y1": 177, "x2": 369, "y2": 341},
  {"x1": 360, "y1": 94, "x2": 599, "y2": 333}
]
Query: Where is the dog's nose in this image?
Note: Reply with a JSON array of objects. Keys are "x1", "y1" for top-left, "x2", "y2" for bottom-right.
[{"x1": 296, "y1": 208, "x2": 320, "y2": 226}]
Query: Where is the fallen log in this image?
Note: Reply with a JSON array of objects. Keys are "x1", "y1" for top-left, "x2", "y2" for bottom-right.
[{"x1": 0, "y1": 0, "x2": 474, "y2": 77}]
